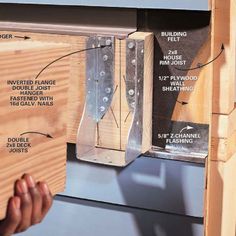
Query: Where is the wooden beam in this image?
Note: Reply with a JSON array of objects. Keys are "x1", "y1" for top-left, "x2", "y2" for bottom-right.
[
  {"x1": 206, "y1": 0, "x2": 236, "y2": 235},
  {"x1": 0, "y1": 40, "x2": 70, "y2": 219},
  {"x1": 212, "y1": 106, "x2": 236, "y2": 138},
  {"x1": 205, "y1": 155, "x2": 236, "y2": 236},
  {"x1": 211, "y1": 131, "x2": 236, "y2": 162},
  {"x1": 0, "y1": 30, "x2": 87, "y2": 144},
  {"x1": 212, "y1": 0, "x2": 236, "y2": 114}
]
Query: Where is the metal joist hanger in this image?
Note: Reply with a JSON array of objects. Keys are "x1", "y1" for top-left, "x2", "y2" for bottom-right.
[
  {"x1": 125, "y1": 39, "x2": 145, "y2": 163},
  {"x1": 77, "y1": 36, "x2": 115, "y2": 158},
  {"x1": 77, "y1": 36, "x2": 147, "y2": 166}
]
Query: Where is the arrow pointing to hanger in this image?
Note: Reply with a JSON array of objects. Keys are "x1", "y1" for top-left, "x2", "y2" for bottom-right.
[
  {"x1": 35, "y1": 45, "x2": 108, "y2": 80},
  {"x1": 14, "y1": 35, "x2": 31, "y2": 40}
]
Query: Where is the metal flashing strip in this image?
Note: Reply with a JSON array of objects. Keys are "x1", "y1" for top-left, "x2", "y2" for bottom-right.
[
  {"x1": 0, "y1": 0, "x2": 210, "y2": 11},
  {"x1": 147, "y1": 121, "x2": 209, "y2": 164},
  {"x1": 146, "y1": 147, "x2": 206, "y2": 164}
]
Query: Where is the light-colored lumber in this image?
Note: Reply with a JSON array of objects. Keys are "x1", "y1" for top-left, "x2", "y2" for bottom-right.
[
  {"x1": 206, "y1": 1, "x2": 236, "y2": 235},
  {"x1": 211, "y1": 131, "x2": 236, "y2": 162},
  {"x1": 172, "y1": 36, "x2": 212, "y2": 124},
  {"x1": 205, "y1": 154, "x2": 236, "y2": 236},
  {"x1": 0, "y1": 40, "x2": 70, "y2": 219},
  {"x1": 211, "y1": 106, "x2": 236, "y2": 162},
  {"x1": 65, "y1": 37, "x2": 86, "y2": 144},
  {"x1": 208, "y1": 0, "x2": 212, "y2": 9},
  {"x1": 0, "y1": 30, "x2": 87, "y2": 144},
  {"x1": 212, "y1": 0, "x2": 236, "y2": 114},
  {"x1": 212, "y1": 106, "x2": 236, "y2": 138}
]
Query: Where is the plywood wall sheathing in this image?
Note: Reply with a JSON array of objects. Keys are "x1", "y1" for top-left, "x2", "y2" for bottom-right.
[{"x1": 172, "y1": 38, "x2": 212, "y2": 124}]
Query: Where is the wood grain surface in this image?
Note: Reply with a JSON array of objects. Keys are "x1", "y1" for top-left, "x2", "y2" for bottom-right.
[{"x1": 0, "y1": 38, "x2": 70, "y2": 219}]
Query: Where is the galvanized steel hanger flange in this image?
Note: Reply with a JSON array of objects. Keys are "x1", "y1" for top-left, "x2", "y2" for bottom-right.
[{"x1": 86, "y1": 36, "x2": 115, "y2": 122}]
